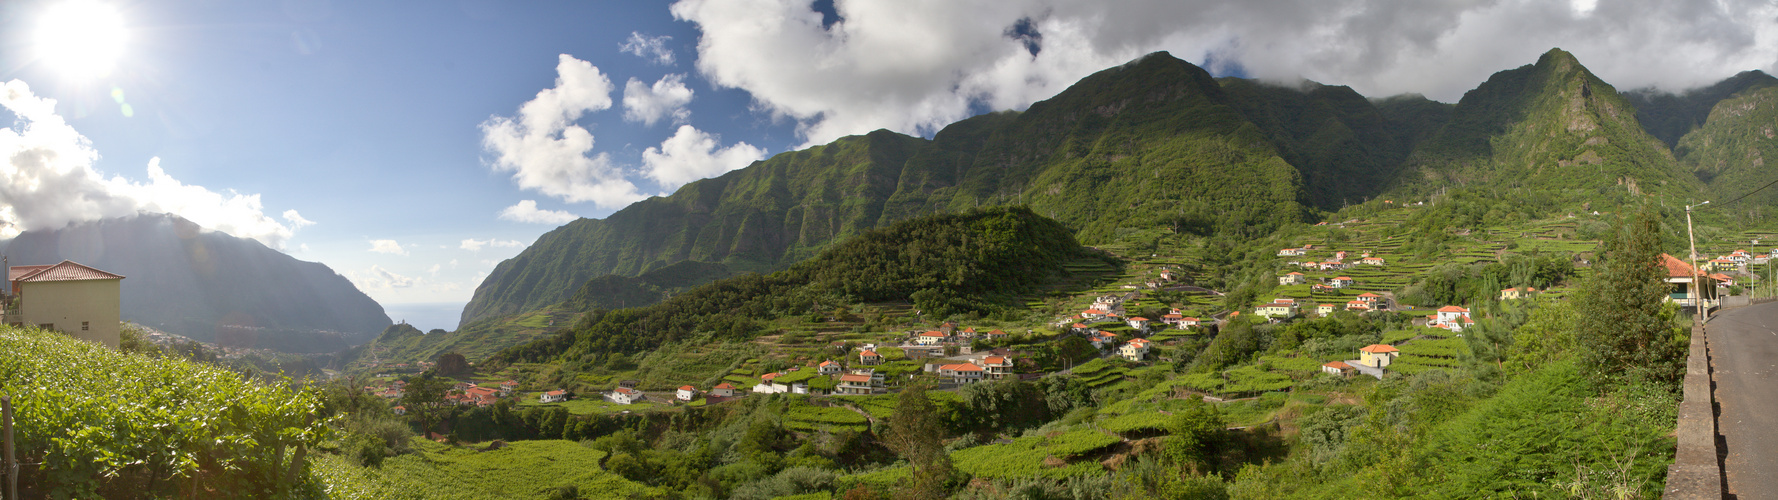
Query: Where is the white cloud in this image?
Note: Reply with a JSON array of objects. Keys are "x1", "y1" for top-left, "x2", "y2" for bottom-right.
[
  {"x1": 352, "y1": 265, "x2": 416, "y2": 289},
  {"x1": 369, "y1": 239, "x2": 408, "y2": 256},
  {"x1": 459, "y1": 238, "x2": 525, "y2": 251},
  {"x1": 620, "y1": 32, "x2": 675, "y2": 65},
  {"x1": 623, "y1": 73, "x2": 695, "y2": 126},
  {"x1": 427, "y1": 263, "x2": 440, "y2": 276},
  {"x1": 670, "y1": 0, "x2": 1778, "y2": 146},
  {"x1": 299, "y1": 243, "x2": 310, "y2": 253},
  {"x1": 643, "y1": 125, "x2": 767, "y2": 191},
  {"x1": 450, "y1": 259, "x2": 460, "y2": 268},
  {"x1": 480, "y1": 54, "x2": 646, "y2": 208},
  {"x1": 498, "y1": 200, "x2": 580, "y2": 225},
  {"x1": 281, "y1": 209, "x2": 315, "y2": 230},
  {"x1": 0, "y1": 80, "x2": 306, "y2": 247}
]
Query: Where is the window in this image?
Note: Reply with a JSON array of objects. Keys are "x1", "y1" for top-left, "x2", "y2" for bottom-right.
[{"x1": 82, "y1": 321, "x2": 89, "y2": 331}]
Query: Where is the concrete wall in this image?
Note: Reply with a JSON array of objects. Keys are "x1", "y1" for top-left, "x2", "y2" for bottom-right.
[
  {"x1": 17, "y1": 279, "x2": 121, "y2": 349},
  {"x1": 1663, "y1": 322, "x2": 1721, "y2": 499}
]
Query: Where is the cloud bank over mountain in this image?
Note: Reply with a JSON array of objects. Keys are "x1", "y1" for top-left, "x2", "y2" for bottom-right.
[
  {"x1": 0, "y1": 80, "x2": 309, "y2": 248},
  {"x1": 672, "y1": 0, "x2": 1778, "y2": 146}
]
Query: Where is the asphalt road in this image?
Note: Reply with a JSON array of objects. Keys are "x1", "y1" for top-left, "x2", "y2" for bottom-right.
[{"x1": 1711, "y1": 301, "x2": 1778, "y2": 499}]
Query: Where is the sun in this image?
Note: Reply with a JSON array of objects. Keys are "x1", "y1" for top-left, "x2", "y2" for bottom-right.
[{"x1": 35, "y1": 0, "x2": 127, "y2": 81}]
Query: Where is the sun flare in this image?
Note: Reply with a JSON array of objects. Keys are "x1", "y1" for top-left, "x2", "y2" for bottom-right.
[{"x1": 35, "y1": 0, "x2": 127, "y2": 81}]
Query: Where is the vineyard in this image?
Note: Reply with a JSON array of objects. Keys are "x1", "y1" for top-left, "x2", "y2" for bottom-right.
[
  {"x1": 950, "y1": 428, "x2": 1118, "y2": 479},
  {"x1": 313, "y1": 439, "x2": 654, "y2": 499},
  {"x1": 783, "y1": 403, "x2": 870, "y2": 432},
  {"x1": 0, "y1": 326, "x2": 329, "y2": 498}
]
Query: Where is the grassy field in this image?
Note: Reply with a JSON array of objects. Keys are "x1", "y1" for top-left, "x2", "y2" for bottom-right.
[{"x1": 313, "y1": 439, "x2": 658, "y2": 499}]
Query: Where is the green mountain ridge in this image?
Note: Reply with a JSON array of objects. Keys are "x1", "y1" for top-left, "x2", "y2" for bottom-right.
[
  {"x1": 1673, "y1": 84, "x2": 1778, "y2": 217},
  {"x1": 463, "y1": 47, "x2": 1778, "y2": 334}
]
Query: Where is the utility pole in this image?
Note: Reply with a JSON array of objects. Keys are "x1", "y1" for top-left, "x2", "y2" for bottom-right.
[{"x1": 1687, "y1": 201, "x2": 1710, "y2": 321}]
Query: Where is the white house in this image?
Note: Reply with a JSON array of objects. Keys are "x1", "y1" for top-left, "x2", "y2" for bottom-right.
[
  {"x1": 541, "y1": 390, "x2": 568, "y2": 403},
  {"x1": 981, "y1": 355, "x2": 1014, "y2": 379},
  {"x1": 836, "y1": 373, "x2": 876, "y2": 395},
  {"x1": 1329, "y1": 276, "x2": 1354, "y2": 288},
  {"x1": 1255, "y1": 300, "x2": 1298, "y2": 319},
  {"x1": 1316, "y1": 303, "x2": 1337, "y2": 316},
  {"x1": 1127, "y1": 316, "x2": 1150, "y2": 330},
  {"x1": 752, "y1": 373, "x2": 791, "y2": 394},
  {"x1": 938, "y1": 363, "x2": 985, "y2": 384},
  {"x1": 915, "y1": 331, "x2": 947, "y2": 345},
  {"x1": 606, "y1": 387, "x2": 644, "y2": 405},
  {"x1": 1120, "y1": 338, "x2": 1152, "y2": 362},
  {"x1": 498, "y1": 380, "x2": 519, "y2": 396},
  {"x1": 1433, "y1": 305, "x2": 1472, "y2": 332},
  {"x1": 1321, "y1": 361, "x2": 1354, "y2": 377},
  {"x1": 858, "y1": 350, "x2": 882, "y2": 365},
  {"x1": 1360, "y1": 257, "x2": 1386, "y2": 266},
  {"x1": 711, "y1": 383, "x2": 736, "y2": 397},
  {"x1": 1355, "y1": 292, "x2": 1382, "y2": 306},
  {"x1": 818, "y1": 360, "x2": 842, "y2": 375},
  {"x1": 676, "y1": 385, "x2": 698, "y2": 401},
  {"x1": 1278, "y1": 247, "x2": 1306, "y2": 257}
]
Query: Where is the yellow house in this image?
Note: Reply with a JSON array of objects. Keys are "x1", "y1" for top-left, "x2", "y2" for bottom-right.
[
  {"x1": 1499, "y1": 287, "x2": 1538, "y2": 300},
  {"x1": 6, "y1": 261, "x2": 125, "y2": 349},
  {"x1": 1359, "y1": 344, "x2": 1399, "y2": 368}
]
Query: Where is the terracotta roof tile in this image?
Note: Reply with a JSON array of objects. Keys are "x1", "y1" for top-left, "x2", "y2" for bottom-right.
[
  {"x1": 1360, "y1": 344, "x2": 1399, "y2": 353},
  {"x1": 11, "y1": 261, "x2": 124, "y2": 282}
]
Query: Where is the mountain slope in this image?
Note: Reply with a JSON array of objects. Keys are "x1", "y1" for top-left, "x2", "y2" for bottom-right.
[
  {"x1": 1398, "y1": 48, "x2": 1698, "y2": 202},
  {"x1": 462, "y1": 51, "x2": 1311, "y2": 325},
  {"x1": 1627, "y1": 70, "x2": 1778, "y2": 149},
  {"x1": 3, "y1": 214, "x2": 390, "y2": 351},
  {"x1": 1672, "y1": 84, "x2": 1778, "y2": 217},
  {"x1": 461, "y1": 130, "x2": 925, "y2": 324},
  {"x1": 1218, "y1": 79, "x2": 1443, "y2": 208}
]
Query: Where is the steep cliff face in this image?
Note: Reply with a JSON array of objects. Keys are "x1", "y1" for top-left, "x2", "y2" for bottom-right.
[{"x1": 4, "y1": 214, "x2": 390, "y2": 351}]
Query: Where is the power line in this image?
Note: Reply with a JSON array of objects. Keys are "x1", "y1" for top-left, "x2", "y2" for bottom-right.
[{"x1": 1712, "y1": 175, "x2": 1778, "y2": 209}]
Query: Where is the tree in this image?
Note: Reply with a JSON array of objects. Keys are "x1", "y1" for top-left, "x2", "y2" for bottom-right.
[
  {"x1": 1575, "y1": 209, "x2": 1684, "y2": 384},
  {"x1": 881, "y1": 383, "x2": 954, "y2": 500},
  {"x1": 400, "y1": 375, "x2": 450, "y2": 437},
  {"x1": 436, "y1": 352, "x2": 471, "y2": 376}
]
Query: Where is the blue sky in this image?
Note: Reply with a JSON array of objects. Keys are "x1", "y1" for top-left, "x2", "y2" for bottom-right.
[{"x1": 2, "y1": 0, "x2": 1773, "y2": 330}]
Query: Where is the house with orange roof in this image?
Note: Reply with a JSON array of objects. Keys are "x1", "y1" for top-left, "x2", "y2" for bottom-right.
[
  {"x1": 541, "y1": 389, "x2": 569, "y2": 403},
  {"x1": 5, "y1": 260, "x2": 125, "y2": 349},
  {"x1": 1355, "y1": 292, "x2": 1381, "y2": 305},
  {"x1": 1316, "y1": 303, "x2": 1337, "y2": 316},
  {"x1": 1661, "y1": 253, "x2": 1714, "y2": 308},
  {"x1": 1321, "y1": 361, "x2": 1354, "y2": 377},
  {"x1": 1710, "y1": 273, "x2": 1735, "y2": 287},
  {"x1": 676, "y1": 385, "x2": 698, "y2": 401},
  {"x1": 1278, "y1": 271, "x2": 1307, "y2": 286},
  {"x1": 499, "y1": 380, "x2": 519, "y2": 396},
  {"x1": 711, "y1": 383, "x2": 736, "y2": 398},
  {"x1": 818, "y1": 360, "x2": 842, "y2": 375},
  {"x1": 858, "y1": 350, "x2": 882, "y2": 365},
  {"x1": 392, "y1": 405, "x2": 406, "y2": 415},
  {"x1": 1359, "y1": 344, "x2": 1399, "y2": 368},
  {"x1": 1360, "y1": 256, "x2": 1386, "y2": 266},
  {"x1": 1345, "y1": 300, "x2": 1371, "y2": 312},
  {"x1": 1255, "y1": 300, "x2": 1298, "y2": 319},
  {"x1": 1119, "y1": 338, "x2": 1152, "y2": 362},
  {"x1": 915, "y1": 331, "x2": 947, "y2": 345},
  {"x1": 1329, "y1": 276, "x2": 1354, "y2": 288},
  {"x1": 1127, "y1": 316, "x2": 1150, "y2": 330},
  {"x1": 938, "y1": 363, "x2": 985, "y2": 384},
  {"x1": 981, "y1": 355, "x2": 1014, "y2": 379},
  {"x1": 836, "y1": 372, "x2": 878, "y2": 395}
]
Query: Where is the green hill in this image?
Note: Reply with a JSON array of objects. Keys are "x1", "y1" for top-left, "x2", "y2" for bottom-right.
[
  {"x1": 462, "y1": 51, "x2": 1312, "y2": 325},
  {"x1": 486, "y1": 206, "x2": 1091, "y2": 365},
  {"x1": 1397, "y1": 48, "x2": 1700, "y2": 205},
  {"x1": 1218, "y1": 79, "x2": 1441, "y2": 208}
]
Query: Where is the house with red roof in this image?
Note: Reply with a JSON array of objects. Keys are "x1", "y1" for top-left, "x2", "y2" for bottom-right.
[
  {"x1": 1329, "y1": 276, "x2": 1354, "y2": 288},
  {"x1": 1321, "y1": 361, "x2": 1354, "y2": 377},
  {"x1": 1661, "y1": 253, "x2": 1714, "y2": 308},
  {"x1": 1499, "y1": 287, "x2": 1538, "y2": 300},
  {"x1": 1434, "y1": 305, "x2": 1471, "y2": 330},
  {"x1": 1360, "y1": 257, "x2": 1386, "y2": 266},
  {"x1": 676, "y1": 385, "x2": 698, "y2": 401},
  {"x1": 1359, "y1": 344, "x2": 1399, "y2": 368},
  {"x1": 1710, "y1": 273, "x2": 1736, "y2": 287},
  {"x1": 818, "y1": 360, "x2": 842, "y2": 375},
  {"x1": 541, "y1": 389, "x2": 569, "y2": 403},
  {"x1": 1316, "y1": 303, "x2": 1337, "y2": 316},
  {"x1": 1344, "y1": 300, "x2": 1371, "y2": 312},
  {"x1": 606, "y1": 387, "x2": 643, "y2": 405},
  {"x1": 859, "y1": 350, "x2": 882, "y2": 365},
  {"x1": 1355, "y1": 292, "x2": 1381, "y2": 306},
  {"x1": 1126, "y1": 316, "x2": 1150, "y2": 330},
  {"x1": 5, "y1": 260, "x2": 125, "y2": 349},
  {"x1": 392, "y1": 405, "x2": 406, "y2": 415},
  {"x1": 711, "y1": 383, "x2": 736, "y2": 398},
  {"x1": 836, "y1": 372, "x2": 877, "y2": 395},
  {"x1": 499, "y1": 380, "x2": 519, "y2": 396}
]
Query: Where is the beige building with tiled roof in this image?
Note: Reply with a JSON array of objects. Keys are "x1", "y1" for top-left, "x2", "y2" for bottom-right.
[{"x1": 6, "y1": 261, "x2": 124, "y2": 349}]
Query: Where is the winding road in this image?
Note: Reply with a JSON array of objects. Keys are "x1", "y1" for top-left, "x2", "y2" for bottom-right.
[{"x1": 1710, "y1": 300, "x2": 1778, "y2": 499}]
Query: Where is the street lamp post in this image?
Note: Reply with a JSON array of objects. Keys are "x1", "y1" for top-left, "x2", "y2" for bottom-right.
[{"x1": 1686, "y1": 201, "x2": 1710, "y2": 321}]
